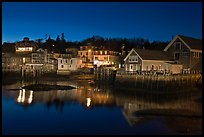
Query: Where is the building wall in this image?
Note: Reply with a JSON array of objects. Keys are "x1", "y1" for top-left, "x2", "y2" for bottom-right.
[
  {"x1": 165, "y1": 38, "x2": 202, "y2": 70},
  {"x1": 2, "y1": 53, "x2": 23, "y2": 72},
  {"x1": 15, "y1": 38, "x2": 38, "y2": 53},
  {"x1": 69, "y1": 58, "x2": 82, "y2": 71},
  {"x1": 142, "y1": 61, "x2": 167, "y2": 71},
  {"x1": 124, "y1": 51, "x2": 142, "y2": 71},
  {"x1": 58, "y1": 58, "x2": 69, "y2": 71},
  {"x1": 93, "y1": 55, "x2": 119, "y2": 67},
  {"x1": 189, "y1": 51, "x2": 202, "y2": 69},
  {"x1": 2, "y1": 53, "x2": 31, "y2": 72}
]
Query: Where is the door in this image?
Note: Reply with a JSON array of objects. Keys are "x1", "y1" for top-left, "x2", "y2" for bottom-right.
[{"x1": 130, "y1": 64, "x2": 133, "y2": 71}]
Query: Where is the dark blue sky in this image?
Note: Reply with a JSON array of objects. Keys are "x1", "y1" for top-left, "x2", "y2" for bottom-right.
[{"x1": 2, "y1": 2, "x2": 202, "y2": 43}]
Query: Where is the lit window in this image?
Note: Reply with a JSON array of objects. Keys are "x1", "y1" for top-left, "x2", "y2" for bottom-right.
[{"x1": 193, "y1": 52, "x2": 200, "y2": 58}]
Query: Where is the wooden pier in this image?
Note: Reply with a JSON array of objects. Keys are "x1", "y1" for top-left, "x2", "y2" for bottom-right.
[
  {"x1": 94, "y1": 66, "x2": 117, "y2": 84},
  {"x1": 115, "y1": 73, "x2": 202, "y2": 91}
]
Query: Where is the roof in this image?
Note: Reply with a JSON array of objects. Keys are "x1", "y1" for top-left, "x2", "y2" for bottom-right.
[
  {"x1": 178, "y1": 35, "x2": 202, "y2": 50},
  {"x1": 124, "y1": 48, "x2": 172, "y2": 61},
  {"x1": 135, "y1": 49, "x2": 172, "y2": 61},
  {"x1": 164, "y1": 35, "x2": 202, "y2": 51}
]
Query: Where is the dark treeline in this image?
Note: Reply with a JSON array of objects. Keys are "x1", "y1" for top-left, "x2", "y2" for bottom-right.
[{"x1": 2, "y1": 33, "x2": 170, "y2": 53}]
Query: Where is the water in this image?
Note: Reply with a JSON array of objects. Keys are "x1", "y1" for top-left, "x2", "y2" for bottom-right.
[{"x1": 2, "y1": 79, "x2": 202, "y2": 135}]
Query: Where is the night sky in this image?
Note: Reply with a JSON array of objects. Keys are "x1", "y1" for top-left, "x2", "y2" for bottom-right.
[{"x1": 2, "y1": 2, "x2": 202, "y2": 43}]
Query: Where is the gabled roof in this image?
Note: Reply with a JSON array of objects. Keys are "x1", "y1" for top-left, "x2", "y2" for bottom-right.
[
  {"x1": 164, "y1": 35, "x2": 202, "y2": 51},
  {"x1": 135, "y1": 49, "x2": 172, "y2": 61},
  {"x1": 124, "y1": 48, "x2": 172, "y2": 61},
  {"x1": 178, "y1": 35, "x2": 202, "y2": 50}
]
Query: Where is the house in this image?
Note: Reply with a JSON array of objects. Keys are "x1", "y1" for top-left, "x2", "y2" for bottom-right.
[
  {"x1": 57, "y1": 55, "x2": 82, "y2": 74},
  {"x1": 57, "y1": 55, "x2": 70, "y2": 74},
  {"x1": 77, "y1": 44, "x2": 97, "y2": 68},
  {"x1": 24, "y1": 48, "x2": 57, "y2": 74},
  {"x1": 164, "y1": 35, "x2": 202, "y2": 73},
  {"x1": 124, "y1": 48, "x2": 182, "y2": 74},
  {"x1": 69, "y1": 58, "x2": 82, "y2": 71},
  {"x1": 93, "y1": 50, "x2": 120, "y2": 68},
  {"x1": 2, "y1": 52, "x2": 31, "y2": 73},
  {"x1": 15, "y1": 37, "x2": 38, "y2": 53},
  {"x1": 65, "y1": 47, "x2": 78, "y2": 57}
]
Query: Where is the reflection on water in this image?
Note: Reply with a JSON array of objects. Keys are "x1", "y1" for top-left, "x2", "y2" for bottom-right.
[
  {"x1": 86, "y1": 97, "x2": 91, "y2": 108},
  {"x1": 16, "y1": 89, "x2": 33, "y2": 104},
  {"x1": 2, "y1": 79, "x2": 202, "y2": 135}
]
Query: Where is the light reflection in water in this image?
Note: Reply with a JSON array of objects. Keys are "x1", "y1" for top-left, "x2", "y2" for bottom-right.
[
  {"x1": 86, "y1": 97, "x2": 91, "y2": 108},
  {"x1": 28, "y1": 90, "x2": 33, "y2": 104},
  {"x1": 17, "y1": 90, "x2": 22, "y2": 103},
  {"x1": 21, "y1": 89, "x2": 25, "y2": 102},
  {"x1": 16, "y1": 89, "x2": 33, "y2": 104}
]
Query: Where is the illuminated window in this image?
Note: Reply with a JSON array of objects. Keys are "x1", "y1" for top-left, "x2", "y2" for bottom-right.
[{"x1": 193, "y1": 52, "x2": 200, "y2": 58}]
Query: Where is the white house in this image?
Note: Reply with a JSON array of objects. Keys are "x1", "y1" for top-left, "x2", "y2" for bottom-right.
[
  {"x1": 124, "y1": 48, "x2": 183, "y2": 74},
  {"x1": 69, "y1": 58, "x2": 82, "y2": 71}
]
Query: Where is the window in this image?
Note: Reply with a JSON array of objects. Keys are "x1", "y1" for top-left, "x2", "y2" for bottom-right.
[
  {"x1": 182, "y1": 50, "x2": 189, "y2": 57},
  {"x1": 174, "y1": 53, "x2": 180, "y2": 60},
  {"x1": 61, "y1": 65, "x2": 64, "y2": 68},
  {"x1": 95, "y1": 57, "x2": 98, "y2": 60},
  {"x1": 66, "y1": 59, "x2": 68, "y2": 63},
  {"x1": 129, "y1": 56, "x2": 138, "y2": 62},
  {"x1": 86, "y1": 52, "x2": 88, "y2": 56},
  {"x1": 151, "y1": 65, "x2": 154, "y2": 70},
  {"x1": 61, "y1": 60, "x2": 63, "y2": 64},
  {"x1": 175, "y1": 42, "x2": 181, "y2": 50},
  {"x1": 81, "y1": 52, "x2": 82, "y2": 55},
  {"x1": 135, "y1": 56, "x2": 138, "y2": 62},
  {"x1": 193, "y1": 52, "x2": 200, "y2": 58},
  {"x1": 71, "y1": 60, "x2": 72, "y2": 64},
  {"x1": 104, "y1": 57, "x2": 107, "y2": 60},
  {"x1": 159, "y1": 65, "x2": 161, "y2": 70}
]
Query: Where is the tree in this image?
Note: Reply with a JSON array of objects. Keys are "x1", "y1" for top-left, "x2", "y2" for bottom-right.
[{"x1": 35, "y1": 38, "x2": 43, "y2": 48}]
